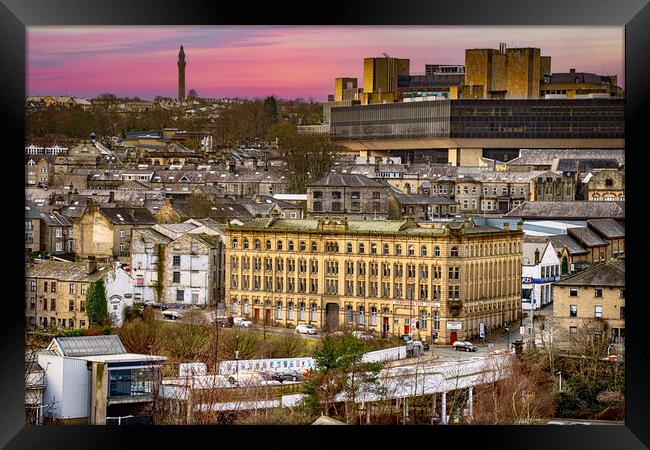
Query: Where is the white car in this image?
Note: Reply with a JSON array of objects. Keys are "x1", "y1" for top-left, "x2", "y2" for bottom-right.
[
  {"x1": 295, "y1": 324, "x2": 318, "y2": 335},
  {"x1": 233, "y1": 317, "x2": 253, "y2": 327},
  {"x1": 351, "y1": 330, "x2": 373, "y2": 340},
  {"x1": 162, "y1": 310, "x2": 182, "y2": 320}
]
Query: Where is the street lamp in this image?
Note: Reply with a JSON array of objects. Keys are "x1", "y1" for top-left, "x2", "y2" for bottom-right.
[
  {"x1": 505, "y1": 327, "x2": 510, "y2": 350},
  {"x1": 235, "y1": 350, "x2": 240, "y2": 378}
]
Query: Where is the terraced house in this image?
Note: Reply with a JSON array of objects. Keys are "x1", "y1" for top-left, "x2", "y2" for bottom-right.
[{"x1": 225, "y1": 217, "x2": 523, "y2": 344}]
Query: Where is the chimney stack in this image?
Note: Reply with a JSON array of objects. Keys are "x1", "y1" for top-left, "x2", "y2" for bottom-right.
[
  {"x1": 85, "y1": 257, "x2": 97, "y2": 275},
  {"x1": 109, "y1": 191, "x2": 115, "y2": 203},
  {"x1": 534, "y1": 248, "x2": 541, "y2": 265}
]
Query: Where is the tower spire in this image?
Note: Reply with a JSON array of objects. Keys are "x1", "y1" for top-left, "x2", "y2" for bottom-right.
[{"x1": 177, "y1": 45, "x2": 186, "y2": 101}]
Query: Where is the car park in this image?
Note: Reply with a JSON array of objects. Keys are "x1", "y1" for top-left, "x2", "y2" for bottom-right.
[
  {"x1": 295, "y1": 324, "x2": 318, "y2": 335},
  {"x1": 453, "y1": 341, "x2": 477, "y2": 352}
]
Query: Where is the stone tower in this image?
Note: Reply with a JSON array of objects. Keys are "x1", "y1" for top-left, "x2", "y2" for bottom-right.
[{"x1": 177, "y1": 45, "x2": 186, "y2": 101}]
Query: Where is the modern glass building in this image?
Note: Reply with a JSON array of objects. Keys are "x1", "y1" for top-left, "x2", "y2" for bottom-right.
[{"x1": 330, "y1": 98, "x2": 624, "y2": 140}]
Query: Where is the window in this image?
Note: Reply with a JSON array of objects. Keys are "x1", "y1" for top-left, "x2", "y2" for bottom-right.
[
  {"x1": 69, "y1": 283, "x2": 75, "y2": 294},
  {"x1": 383, "y1": 244, "x2": 389, "y2": 255},
  {"x1": 81, "y1": 284, "x2": 87, "y2": 295},
  {"x1": 433, "y1": 311, "x2": 440, "y2": 330},
  {"x1": 346, "y1": 243, "x2": 353, "y2": 253},
  {"x1": 254, "y1": 239, "x2": 260, "y2": 250},
  {"x1": 80, "y1": 301, "x2": 85, "y2": 312},
  {"x1": 570, "y1": 326, "x2": 577, "y2": 339},
  {"x1": 595, "y1": 305, "x2": 602, "y2": 318},
  {"x1": 346, "y1": 305, "x2": 354, "y2": 323},
  {"x1": 620, "y1": 289, "x2": 624, "y2": 298},
  {"x1": 395, "y1": 244, "x2": 402, "y2": 256},
  {"x1": 332, "y1": 191, "x2": 341, "y2": 199},
  {"x1": 448, "y1": 267, "x2": 460, "y2": 279},
  {"x1": 420, "y1": 246, "x2": 427, "y2": 256},
  {"x1": 311, "y1": 242, "x2": 318, "y2": 252},
  {"x1": 299, "y1": 302, "x2": 306, "y2": 321},
  {"x1": 569, "y1": 288, "x2": 578, "y2": 297},
  {"x1": 351, "y1": 192, "x2": 360, "y2": 199},
  {"x1": 231, "y1": 300, "x2": 238, "y2": 314},
  {"x1": 448, "y1": 286, "x2": 460, "y2": 299},
  {"x1": 358, "y1": 243, "x2": 365, "y2": 254},
  {"x1": 56, "y1": 228, "x2": 63, "y2": 238},
  {"x1": 243, "y1": 239, "x2": 249, "y2": 249},
  {"x1": 232, "y1": 238, "x2": 238, "y2": 249},
  {"x1": 288, "y1": 302, "x2": 295, "y2": 320},
  {"x1": 173, "y1": 255, "x2": 181, "y2": 267},
  {"x1": 373, "y1": 191, "x2": 381, "y2": 199},
  {"x1": 419, "y1": 310, "x2": 427, "y2": 329},
  {"x1": 371, "y1": 243, "x2": 377, "y2": 255},
  {"x1": 408, "y1": 245, "x2": 414, "y2": 256},
  {"x1": 450, "y1": 246, "x2": 459, "y2": 257},
  {"x1": 277, "y1": 240, "x2": 283, "y2": 251},
  {"x1": 332, "y1": 202, "x2": 342, "y2": 211},
  {"x1": 288, "y1": 241, "x2": 294, "y2": 251},
  {"x1": 265, "y1": 240, "x2": 271, "y2": 250},
  {"x1": 620, "y1": 307, "x2": 625, "y2": 320},
  {"x1": 370, "y1": 307, "x2": 377, "y2": 326},
  {"x1": 299, "y1": 241, "x2": 306, "y2": 252},
  {"x1": 173, "y1": 271, "x2": 181, "y2": 283},
  {"x1": 594, "y1": 288, "x2": 603, "y2": 298},
  {"x1": 69, "y1": 300, "x2": 75, "y2": 312},
  {"x1": 313, "y1": 191, "x2": 322, "y2": 198},
  {"x1": 358, "y1": 306, "x2": 365, "y2": 325},
  {"x1": 569, "y1": 305, "x2": 577, "y2": 317},
  {"x1": 176, "y1": 290, "x2": 185, "y2": 301},
  {"x1": 310, "y1": 304, "x2": 317, "y2": 321},
  {"x1": 434, "y1": 246, "x2": 440, "y2": 257},
  {"x1": 243, "y1": 299, "x2": 249, "y2": 314},
  {"x1": 313, "y1": 201, "x2": 322, "y2": 211}
]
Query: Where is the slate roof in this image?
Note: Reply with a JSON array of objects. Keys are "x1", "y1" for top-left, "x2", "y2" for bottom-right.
[
  {"x1": 133, "y1": 227, "x2": 173, "y2": 245},
  {"x1": 506, "y1": 149, "x2": 625, "y2": 166},
  {"x1": 505, "y1": 201, "x2": 624, "y2": 220},
  {"x1": 555, "y1": 159, "x2": 620, "y2": 172},
  {"x1": 25, "y1": 260, "x2": 110, "y2": 282},
  {"x1": 392, "y1": 192, "x2": 458, "y2": 205},
  {"x1": 308, "y1": 173, "x2": 387, "y2": 188},
  {"x1": 231, "y1": 218, "x2": 507, "y2": 237},
  {"x1": 546, "y1": 235, "x2": 588, "y2": 255},
  {"x1": 587, "y1": 219, "x2": 625, "y2": 239},
  {"x1": 100, "y1": 207, "x2": 156, "y2": 225},
  {"x1": 554, "y1": 261, "x2": 624, "y2": 287},
  {"x1": 25, "y1": 200, "x2": 42, "y2": 219},
  {"x1": 567, "y1": 227, "x2": 609, "y2": 247}
]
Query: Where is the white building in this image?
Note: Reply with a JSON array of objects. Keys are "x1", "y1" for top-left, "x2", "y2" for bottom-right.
[
  {"x1": 521, "y1": 242, "x2": 561, "y2": 309},
  {"x1": 37, "y1": 335, "x2": 166, "y2": 424},
  {"x1": 104, "y1": 262, "x2": 135, "y2": 327},
  {"x1": 130, "y1": 219, "x2": 225, "y2": 306}
]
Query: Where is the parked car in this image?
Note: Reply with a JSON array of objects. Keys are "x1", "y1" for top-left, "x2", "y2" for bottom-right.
[
  {"x1": 162, "y1": 310, "x2": 182, "y2": 320},
  {"x1": 421, "y1": 341, "x2": 431, "y2": 351},
  {"x1": 351, "y1": 330, "x2": 374, "y2": 340},
  {"x1": 295, "y1": 324, "x2": 318, "y2": 335},
  {"x1": 212, "y1": 316, "x2": 234, "y2": 328},
  {"x1": 272, "y1": 370, "x2": 301, "y2": 383},
  {"x1": 331, "y1": 331, "x2": 346, "y2": 337},
  {"x1": 453, "y1": 341, "x2": 477, "y2": 352},
  {"x1": 233, "y1": 317, "x2": 253, "y2": 327}
]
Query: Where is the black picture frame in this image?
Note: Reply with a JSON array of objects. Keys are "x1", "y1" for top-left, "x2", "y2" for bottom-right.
[{"x1": 2, "y1": 0, "x2": 648, "y2": 448}]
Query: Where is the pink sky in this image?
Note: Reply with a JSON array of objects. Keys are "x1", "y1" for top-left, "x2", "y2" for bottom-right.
[{"x1": 27, "y1": 26, "x2": 624, "y2": 101}]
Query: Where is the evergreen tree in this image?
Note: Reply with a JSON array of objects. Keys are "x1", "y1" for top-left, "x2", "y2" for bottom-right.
[
  {"x1": 86, "y1": 278, "x2": 109, "y2": 326},
  {"x1": 264, "y1": 96, "x2": 279, "y2": 126}
]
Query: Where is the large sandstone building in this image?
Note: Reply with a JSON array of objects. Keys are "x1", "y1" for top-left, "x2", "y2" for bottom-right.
[{"x1": 225, "y1": 217, "x2": 523, "y2": 344}]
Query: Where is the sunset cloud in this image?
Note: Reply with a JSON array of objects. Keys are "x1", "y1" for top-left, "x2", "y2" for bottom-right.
[{"x1": 27, "y1": 26, "x2": 624, "y2": 100}]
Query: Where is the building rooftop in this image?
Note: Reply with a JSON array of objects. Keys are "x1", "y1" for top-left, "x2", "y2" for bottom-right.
[
  {"x1": 100, "y1": 207, "x2": 156, "y2": 225},
  {"x1": 522, "y1": 242, "x2": 549, "y2": 265},
  {"x1": 308, "y1": 173, "x2": 388, "y2": 188},
  {"x1": 505, "y1": 201, "x2": 624, "y2": 220},
  {"x1": 546, "y1": 234, "x2": 589, "y2": 256},
  {"x1": 25, "y1": 260, "x2": 110, "y2": 282},
  {"x1": 567, "y1": 227, "x2": 609, "y2": 248},
  {"x1": 587, "y1": 219, "x2": 625, "y2": 239},
  {"x1": 50, "y1": 335, "x2": 126, "y2": 357},
  {"x1": 555, "y1": 261, "x2": 624, "y2": 287},
  {"x1": 230, "y1": 218, "x2": 511, "y2": 237}
]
